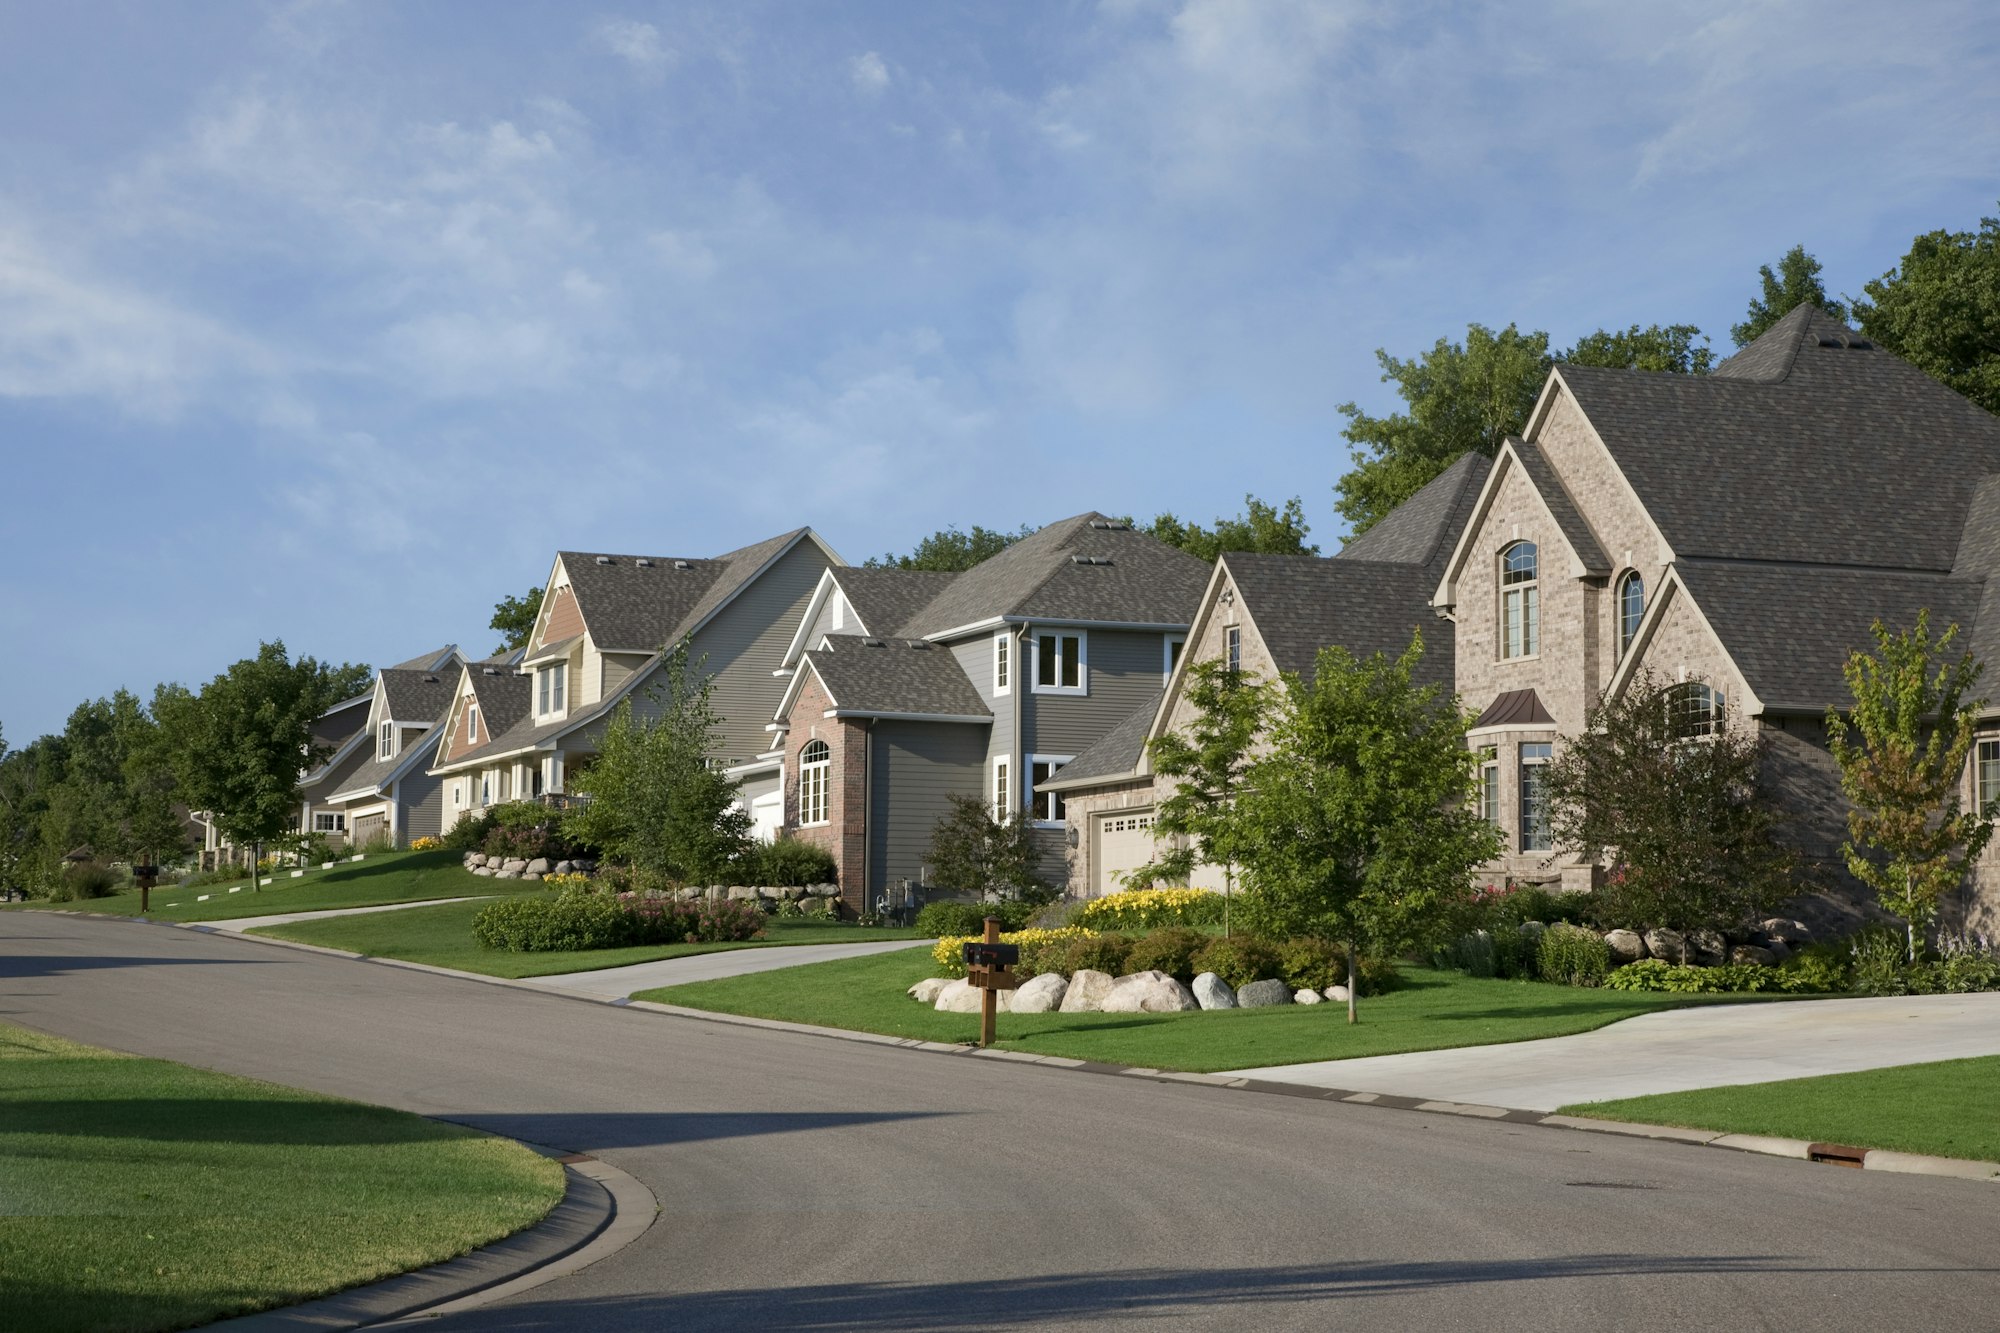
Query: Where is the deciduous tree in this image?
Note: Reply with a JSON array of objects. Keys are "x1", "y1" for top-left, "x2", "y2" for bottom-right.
[
  {"x1": 1140, "y1": 496, "x2": 1318, "y2": 561},
  {"x1": 1732, "y1": 244, "x2": 1844, "y2": 346},
  {"x1": 923, "y1": 796, "x2": 1051, "y2": 903},
  {"x1": 490, "y1": 586, "x2": 545, "y2": 654},
  {"x1": 1853, "y1": 209, "x2": 2000, "y2": 414},
  {"x1": 867, "y1": 524, "x2": 1037, "y2": 572}
]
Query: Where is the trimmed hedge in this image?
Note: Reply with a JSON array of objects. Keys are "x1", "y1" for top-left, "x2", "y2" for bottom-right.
[{"x1": 472, "y1": 890, "x2": 765, "y2": 953}]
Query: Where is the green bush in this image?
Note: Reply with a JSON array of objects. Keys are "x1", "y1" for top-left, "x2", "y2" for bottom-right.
[
  {"x1": 1039, "y1": 932, "x2": 1134, "y2": 979},
  {"x1": 1778, "y1": 945, "x2": 1850, "y2": 994},
  {"x1": 1848, "y1": 924, "x2": 1911, "y2": 995},
  {"x1": 1489, "y1": 885, "x2": 1593, "y2": 930},
  {"x1": 1275, "y1": 937, "x2": 1344, "y2": 991},
  {"x1": 749, "y1": 836, "x2": 838, "y2": 887},
  {"x1": 473, "y1": 892, "x2": 634, "y2": 952},
  {"x1": 1537, "y1": 924, "x2": 1612, "y2": 987},
  {"x1": 1354, "y1": 956, "x2": 1405, "y2": 997},
  {"x1": 1606, "y1": 960, "x2": 1800, "y2": 994},
  {"x1": 1492, "y1": 928, "x2": 1540, "y2": 980},
  {"x1": 1937, "y1": 952, "x2": 2000, "y2": 993},
  {"x1": 1432, "y1": 930, "x2": 1498, "y2": 978},
  {"x1": 1190, "y1": 935, "x2": 1282, "y2": 989},
  {"x1": 443, "y1": 811, "x2": 496, "y2": 852},
  {"x1": 914, "y1": 899, "x2": 1033, "y2": 937},
  {"x1": 178, "y1": 864, "x2": 249, "y2": 888},
  {"x1": 47, "y1": 862, "x2": 123, "y2": 902},
  {"x1": 1125, "y1": 927, "x2": 1210, "y2": 983}
]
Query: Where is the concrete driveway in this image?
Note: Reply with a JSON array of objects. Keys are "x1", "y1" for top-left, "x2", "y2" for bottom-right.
[
  {"x1": 1225, "y1": 991, "x2": 2000, "y2": 1111},
  {"x1": 528, "y1": 939, "x2": 931, "y2": 998}
]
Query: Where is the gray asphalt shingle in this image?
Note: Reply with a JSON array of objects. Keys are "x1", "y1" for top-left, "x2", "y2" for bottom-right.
[
  {"x1": 1224, "y1": 553, "x2": 1454, "y2": 689},
  {"x1": 803, "y1": 636, "x2": 993, "y2": 719}
]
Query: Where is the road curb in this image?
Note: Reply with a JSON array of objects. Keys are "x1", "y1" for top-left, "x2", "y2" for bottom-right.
[
  {"x1": 64, "y1": 911, "x2": 2000, "y2": 1190},
  {"x1": 209, "y1": 1144, "x2": 656, "y2": 1331}
]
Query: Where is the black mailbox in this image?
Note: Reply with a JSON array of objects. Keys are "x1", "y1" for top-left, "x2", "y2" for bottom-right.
[
  {"x1": 132, "y1": 865, "x2": 160, "y2": 881},
  {"x1": 962, "y1": 942, "x2": 1020, "y2": 970}
]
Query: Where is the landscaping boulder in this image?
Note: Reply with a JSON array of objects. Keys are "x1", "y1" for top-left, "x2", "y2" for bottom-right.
[
  {"x1": 1688, "y1": 928, "x2": 1728, "y2": 968},
  {"x1": 1324, "y1": 984, "x2": 1351, "y2": 1003},
  {"x1": 1603, "y1": 929, "x2": 1648, "y2": 964},
  {"x1": 1191, "y1": 972, "x2": 1237, "y2": 1010},
  {"x1": 1237, "y1": 978, "x2": 1293, "y2": 1008},
  {"x1": 471, "y1": 865, "x2": 494, "y2": 876},
  {"x1": 467, "y1": 852, "x2": 487, "y2": 867},
  {"x1": 572, "y1": 859, "x2": 597, "y2": 873},
  {"x1": 757, "y1": 885, "x2": 785, "y2": 902},
  {"x1": 1058, "y1": 969, "x2": 1116, "y2": 1013},
  {"x1": 807, "y1": 882, "x2": 838, "y2": 897},
  {"x1": 1101, "y1": 970, "x2": 1199, "y2": 1013},
  {"x1": 783, "y1": 885, "x2": 808, "y2": 900},
  {"x1": 908, "y1": 978, "x2": 950, "y2": 1004},
  {"x1": 553, "y1": 860, "x2": 574, "y2": 875},
  {"x1": 501, "y1": 858, "x2": 529, "y2": 875},
  {"x1": 1763, "y1": 939, "x2": 1793, "y2": 964},
  {"x1": 1730, "y1": 944, "x2": 1778, "y2": 967},
  {"x1": 1011, "y1": 973, "x2": 1069, "y2": 1013},
  {"x1": 1760, "y1": 917, "x2": 1814, "y2": 946},
  {"x1": 1518, "y1": 920, "x2": 1547, "y2": 941},
  {"x1": 726, "y1": 886, "x2": 760, "y2": 902},
  {"x1": 935, "y1": 979, "x2": 1010, "y2": 1014},
  {"x1": 1644, "y1": 927, "x2": 1689, "y2": 964},
  {"x1": 1294, "y1": 988, "x2": 1323, "y2": 1005},
  {"x1": 522, "y1": 872, "x2": 542, "y2": 882},
  {"x1": 494, "y1": 870, "x2": 520, "y2": 880},
  {"x1": 525, "y1": 858, "x2": 553, "y2": 876}
]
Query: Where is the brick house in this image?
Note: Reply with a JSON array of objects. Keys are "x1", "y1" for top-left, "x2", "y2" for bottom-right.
[
  {"x1": 1432, "y1": 304, "x2": 2000, "y2": 931},
  {"x1": 1044, "y1": 455, "x2": 1484, "y2": 895},
  {"x1": 768, "y1": 514, "x2": 1212, "y2": 914},
  {"x1": 430, "y1": 529, "x2": 841, "y2": 829}
]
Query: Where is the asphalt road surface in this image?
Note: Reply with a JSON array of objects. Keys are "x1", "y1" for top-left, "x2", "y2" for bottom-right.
[{"x1": 6, "y1": 912, "x2": 1998, "y2": 1332}]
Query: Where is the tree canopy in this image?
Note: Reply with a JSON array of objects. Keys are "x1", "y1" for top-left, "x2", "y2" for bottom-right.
[
  {"x1": 1138, "y1": 495, "x2": 1318, "y2": 561},
  {"x1": 1335, "y1": 322, "x2": 1713, "y2": 534},
  {"x1": 867, "y1": 525, "x2": 1037, "y2": 572},
  {"x1": 1853, "y1": 208, "x2": 2000, "y2": 416},
  {"x1": 1732, "y1": 244, "x2": 1845, "y2": 346},
  {"x1": 490, "y1": 586, "x2": 545, "y2": 654}
]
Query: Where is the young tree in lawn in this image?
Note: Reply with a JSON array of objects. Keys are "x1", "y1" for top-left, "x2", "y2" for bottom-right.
[
  {"x1": 1233, "y1": 633, "x2": 1499, "y2": 1022},
  {"x1": 564, "y1": 644, "x2": 751, "y2": 886},
  {"x1": 490, "y1": 586, "x2": 545, "y2": 654},
  {"x1": 1543, "y1": 671, "x2": 1795, "y2": 955},
  {"x1": 154, "y1": 643, "x2": 370, "y2": 884},
  {"x1": 1134, "y1": 657, "x2": 1276, "y2": 935},
  {"x1": 1826, "y1": 612, "x2": 1995, "y2": 960},
  {"x1": 923, "y1": 796, "x2": 1052, "y2": 903}
]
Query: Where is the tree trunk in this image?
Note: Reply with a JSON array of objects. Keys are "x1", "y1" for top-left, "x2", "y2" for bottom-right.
[
  {"x1": 252, "y1": 839, "x2": 261, "y2": 891},
  {"x1": 1223, "y1": 863, "x2": 1233, "y2": 939},
  {"x1": 1906, "y1": 868, "x2": 1916, "y2": 962},
  {"x1": 1346, "y1": 944, "x2": 1358, "y2": 1025}
]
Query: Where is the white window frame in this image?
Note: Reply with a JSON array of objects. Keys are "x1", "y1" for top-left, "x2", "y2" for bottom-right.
[
  {"x1": 480, "y1": 774, "x2": 491, "y2": 806},
  {"x1": 1500, "y1": 541, "x2": 1540, "y2": 661},
  {"x1": 800, "y1": 739, "x2": 831, "y2": 827},
  {"x1": 312, "y1": 812, "x2": 346, "y2": 833},
  {"x1": 991, "y1": 754, "x2": 1012, "y2": 819},
  {"x1": 466, "y1": 702, "x2": 480, "y2": 745},
  {"x1": 537, "y1": 663, "x2": 568, "y2": 719},
  {"x1": 1979, "y1": 738, "x2": 2000, "y2": 811},
  {"x1": 993, "y1": 632, "x2": 1011, "y2": 696},
  {"x1": 378, "y1": 720, "x2": 396, "y2": 761},
  {"x1": 1519, "y1": 741, "x2": 1553, "y2": 852},
  {"x1": 1226, "y1": 625, "x2": 1242, "y2": 675},
  {"x1": 830, "y1": 590, "x2": 846, "y2": 631},
  {"x1": 1028, "y1": 753, "x2": 1075, "y2": 827},
  {"x1": 1163, "y1": 634, "x2": 1186, "y2": 683},
  {"x1": 1617, "y1": 570, "x2": 1645, "y2": 658},
  {"x1": 1031, "y1": 630, "x2": 1087, "y2": 696},
  {"x1": 1477, "y1": 746, "x2": 1500, "y2": 830}
]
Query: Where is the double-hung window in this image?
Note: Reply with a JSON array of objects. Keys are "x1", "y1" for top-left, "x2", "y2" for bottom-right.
[
  {"x1": 994, "y1": 633, "x2": 1010, "y2": 695},
  {"x1": 1478, "y1": 746, "x2": 1501, "y2": 830},
  {"x1": 799, "y1": 740, "x2": 831, "y2": 827},
  {"x1": 378, "y1": 721, "x2": 396, "y2": 760},
  {"x1": 1226, "y1": 626, "x2": 1242, "y2": 675},
  {"x1": 1028, "y1": 755, "x2": 1073, "y2": 825},
  {"x1": 313, "y1": 812, "x2": 346, "y2": 834},
  {"x1": 466, "y1": 703, "x2": 480, "y2": 745},
  {"x1": 537, "y1": 663, "x2": 567, "y2": 717},
  {"x1": 1501, "y1": 542, "x2": 1539, "y2": 659},
  {"x1": 1519, "y1": 742, "x2": 1553, "y2": 852},
  {"x1": 1033, "y1": 632, "x2": 1085, "y2": 695},
  {"x1": 1980, "y1": 740, "x2": 2000, "y2": 811},
  {"x1": 992, "y1": 756, "x2": 1012, "y2": 819}
]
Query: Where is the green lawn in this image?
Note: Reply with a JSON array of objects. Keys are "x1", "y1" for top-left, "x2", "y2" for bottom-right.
[
  {"x1": 637, "y1": 946, "x2": 1790, "y2": 1072},
  {"x1": 0, "y1": 1021, "x2": 564, "y2": 1333},
  {"x1": 1563, "y1": 1056, "x2": 2000, "y2": 1163},
  {"x1": 250, "y1": 897, "x2": 926, "y2": 978},
  {"x1": 12, "y1": 850, "x2": 531, "y2": 923}
]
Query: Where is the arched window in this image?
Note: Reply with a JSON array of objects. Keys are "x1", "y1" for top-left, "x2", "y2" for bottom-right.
[
  {"x1": 799, "y1": 740, "x2": 831, "y2": 826},
  {"x1": 1500, "y1": 542, "x2": 1539, "y2": 659},
  {"x1": 1618, "y1": 572, "x2": 1645, "y2": 655},
  {"x1": 1669, "y1": 682, "x2": 1721, "y2": 738}
]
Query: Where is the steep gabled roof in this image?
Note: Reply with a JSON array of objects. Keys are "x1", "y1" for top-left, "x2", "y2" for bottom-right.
[
  {"x1": 1224, "y1": 553, "x2": 1453, "y2": 688},
  {"x1": 558, "y1": 528, "x2": 830, "y2": 652},
  {"x1": 378, "y1": 667, "x2": 457, "y2": 723},
  {"x1": 1335, "y1": 451, "x2": 1486, "y2": 573},
  {"x1": 387, "y1": 645, "x2": 461, "y2": 673},
  {"x1": 800, "y1": 636, "x2": 992, "y2": 721},
  {"x1": 894, "y1": 513, "x2": 1211, "y2": 637},
  {"x1": 834, "y1": 568, "x2": 961, "y2": 635},
  {"x1": 1556, "y1": 305, "x2": 2000, "y2": 573},
  {"x1": 435, "y1": 662, "x2": 536, "y2": 769},
  {"x1": 1037, "y1": 692, "x2": 1161, "y2": 791}
]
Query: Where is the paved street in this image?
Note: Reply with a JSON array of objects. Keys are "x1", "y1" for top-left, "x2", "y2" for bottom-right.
[
  {"x1": 527, "y1": 938, "x2": 933, "y2": 998},
  {"x1": 1227, "y1": 991, "x2": 2000, "y2": 1111},
  {"x1": 6, "y1": 911, "x2": 1998, "y2": 1331}
]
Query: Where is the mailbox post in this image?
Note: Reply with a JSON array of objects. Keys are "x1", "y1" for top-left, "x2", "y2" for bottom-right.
[
  {"x1": 962, "y1": 915, "x2": 1021, "y2": 1048},
  {"x1": 133, "y1": 857, "x2": 160, "y2": 914}
]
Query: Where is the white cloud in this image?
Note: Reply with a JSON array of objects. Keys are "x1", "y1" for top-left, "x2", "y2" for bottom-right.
[
  {"x1": 596, "y1": 18, "x2": 673, "y2": 72},
  {"x1": 648, "y1": 230, "x2": 718, "y2": 281},
  {"x1": 850, "y1": 51, "x2": 890, "y2": 95}
]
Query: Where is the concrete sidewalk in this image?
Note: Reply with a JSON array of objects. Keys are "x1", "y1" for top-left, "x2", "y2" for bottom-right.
[
  {"x1": 530, "y1": 939, "x2": 932, "y2": 998},
  {"x1": 209, "y1": 897, "x2": 492, "y2": 932},
  {"x1": 1224, "y1": 991, "x2": 2000, "y2": 1112}
]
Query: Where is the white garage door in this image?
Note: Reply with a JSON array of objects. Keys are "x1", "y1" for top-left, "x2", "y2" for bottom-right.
[{"x1": 1094, "y1": 811, "x2": 1159, "y2": 895}]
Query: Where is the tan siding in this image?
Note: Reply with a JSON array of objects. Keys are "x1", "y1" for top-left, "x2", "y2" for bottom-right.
[
  {"x1": 689, "y1": 538, "x2": 839, "y2": 768},
  {"x1": 538, "y1": 583, "x2": 584, "y2": 649},
  {"x1": 600, "y1": 649, "x2": 646, "y2": 704}
]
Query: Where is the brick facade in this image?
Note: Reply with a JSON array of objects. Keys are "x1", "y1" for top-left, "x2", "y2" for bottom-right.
[{"x1": 782, "y1": 668, "x2": 870, "y2": 914}]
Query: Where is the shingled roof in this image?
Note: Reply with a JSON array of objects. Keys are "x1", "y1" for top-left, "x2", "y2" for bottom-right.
[
  {"x1": 559, "y1": 529, "x2": 818, "y2": 652},
  {"x1": 1556, "y1": 305, "x2": 2000, "y2": 573},
  {"x1": 1037, "y1": 691, "x2": 1162, "y2": 790},
  {"x1": 802, "y1": 636, "x2": 993, "y2": 720},
  {"x1": 1225, "y1": 553, "x2": 1453, "y2": 688},
  {"x1": 893, "y1": 513, "x2": 1211, "y2": 638},
  {"x1": 1336, "y1": 451, "x2": 1486, "y2": 574},
  {"x1": 379, "y1": 667, "x2": 457, "y2": 723},
  {"x1": 831, "y1": 568, "x2": 960, "y2": 637}
]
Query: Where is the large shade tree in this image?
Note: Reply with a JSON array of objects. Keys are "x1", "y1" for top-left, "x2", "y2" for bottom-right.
[{"x1": 1853, "y1": 208, "x2": 2000, "y2": 415}]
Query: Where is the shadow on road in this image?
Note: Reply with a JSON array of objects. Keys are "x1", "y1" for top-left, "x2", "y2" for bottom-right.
[
  {"x1": 427, "y1": 1255, "x2": 1998, "y2": 1330},
  {"x1": 444, "y1": 1110, "x2": 959, "y2": 1152},
  {"x1": 0, "y1": 955, "x2": 275, "y2": 980}
]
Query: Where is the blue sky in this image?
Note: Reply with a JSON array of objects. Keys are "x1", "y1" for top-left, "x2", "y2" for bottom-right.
[{"x1": 2, "y1": 0, "x2": 1997, "y2": 742}]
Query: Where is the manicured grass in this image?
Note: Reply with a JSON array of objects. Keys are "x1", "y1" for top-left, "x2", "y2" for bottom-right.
[
  {"x1": 14, "y1": 850, "x2": 530, "y2": 923},
  {"x1": 251, "y1": 898, "x2": 926, "y2": 978},
  {"x1": 1563, "y1": 1056, "x2": 2000, "y2": 1163},
  {"x1": 0, "y1": 1021, "x2": 563, "y2": 1333},
  {"x1": 638, "y1": 947, "x2": 1790, "y2": 1072}
]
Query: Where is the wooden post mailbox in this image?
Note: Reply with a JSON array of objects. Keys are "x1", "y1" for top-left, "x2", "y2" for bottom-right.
[
  {"x1": 963, "y1": 916, "x2": 1020, "y2": 1048},
  {"x1": 132, "y1": 862, "x2": 159, "y2": 914}
]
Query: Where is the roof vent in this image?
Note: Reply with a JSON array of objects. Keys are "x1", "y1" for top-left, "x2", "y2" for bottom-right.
[
  {"x1": 906, "y1": 641, "x2": 930, "y2": 651},
  {"x1": 674, "y1": 560, "x2": 692, "y2": 570},
  {"x1": 1818, "y1": 336, "x2": 1842, "y2": 347},
  {"x1": 595, "y1": 555, "x2": 613, "y2": 565},
  {"x1": 635, "y1": 558, "x2": 654, "y2": 568},
  {"x1": 862, "y1": 638, "x2": 885, "y2": 648},
  {"x1": 1848, "y1": 338, "x2": 1873, "y2": 350},
  {"x1": 1070, "y1": 555, "x2": 1113, "y2": 566},
  {"x1": 422, "y1": 674, "x2": 439, "y2": 684},
  {"x1": 482, "y1": 666, "x2": 499, "y2": 676}
]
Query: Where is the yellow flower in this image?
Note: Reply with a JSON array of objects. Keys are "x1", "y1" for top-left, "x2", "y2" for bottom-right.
[
  {"x1": 1074, "y1": 888, "x2": 1223, "y2": 931},
  {"x1": 932, "y1": 926, "x2": 1098, "y2": 976}
]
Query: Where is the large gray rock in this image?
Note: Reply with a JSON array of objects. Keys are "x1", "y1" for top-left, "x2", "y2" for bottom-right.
[
  {"x1": 552, "y1": 860, "x2": 574, "y2": 875},
  {"x1": 783, "y1": 885, "x2": 809, "y2": 900},
  {"x1": 807, "y1": 882, "x2": 838, "y2": 897},
  {"x1": 1763, "y1": 939, "x2": 1793, "y2": 964},
  {"x1": 1191, "y1": 972, "x2": 1237, "y2": 1010},
  {"x1": 935, "y1": 979, "x2": 1010, "y2": 1013},
  {"x1": 1059, "y1": 969, "x2": 1116, "y2": 1013},
  {"x1": 1237, "y1": 978, "x2": 1294, "y2": 1008},
  {"x1": 501, "y1": 859, "x2": 529, "y2": 874},
  {"x1": 1011, "y1": 973, "x2": 1069, "y2": 1013},
  {"x1": 1603, "y1": 929, "x2": 1648, "y2": 964},
  {"x1": 1644, "y1": 927, "x2": 1689, "y2": 964},
  {"x1": 466, "y1": 852, "x2": 488, "y2": 867},
  {"x1": 756, "y1": 885, "x2": 785, "y2": 901},
  {"x1": 572, "y1": 859, "x2": 597, "y2": 873},
  {"x1": 525, "y1": 858, "x2": 553, "y2": 876},
  {"x1": 1760, "y1": 917, "x2": 1814, "y2": 946},
  {"x1": 726, "y1": 886, "x2": 760, "y2": 901},
  {"x1": 493, "y1": 869, "x2": 520, "y2": 880},
  {"x1": 907, "y1": 977, "x2": 950, "y2": 1004},
  {"x1": 1294, "y1": 988, "x2": 1323, "y2": 1006},
  {"x1": 1688, "y1": 928, "x2": 1728, "y2": 967},
  {"x1": 471, "y1": 865, "x2": 494, "y2": 877},
  {"x1": 1730, "y1": 944, "x2": 1778, "y2": 967},
  {"x1": 522, "y1": 872, "x2": 542, "y2": 882},
  {"x1": 1101, "y1": 970, "x2": 1199, "y2": 1013}
]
